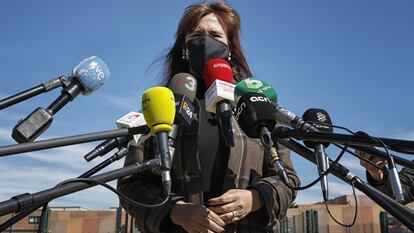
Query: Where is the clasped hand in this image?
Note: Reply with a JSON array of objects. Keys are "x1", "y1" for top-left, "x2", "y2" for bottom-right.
[{"x1": 170, "y1": 189, "x2": 261, "y2": 233}]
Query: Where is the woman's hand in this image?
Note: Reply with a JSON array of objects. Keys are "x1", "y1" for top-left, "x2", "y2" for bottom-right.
[
  {"x1": 170, "y1": 200, "x2": 225, "y2": 233},
  {"x1": 357, "y1": 150, "x2": 387, "y2": 182},
  {"x1": 207, "y1": 189, "x2": 262, "y2": 224}
]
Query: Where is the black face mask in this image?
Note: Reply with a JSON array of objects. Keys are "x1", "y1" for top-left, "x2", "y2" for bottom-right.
[{"x1": 185, "y1": 34, "x2": 230, "y2": 78}]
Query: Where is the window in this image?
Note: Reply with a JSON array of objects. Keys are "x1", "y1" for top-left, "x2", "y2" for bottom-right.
[{"x1": 28, "y1": 216, "x2": 41, "y2": 224}]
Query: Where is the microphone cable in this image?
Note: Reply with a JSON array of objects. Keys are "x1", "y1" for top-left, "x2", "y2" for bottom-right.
[
  {"x1": 277, "y1": 122, "x2": 404, "y2": 228},
  {"x1": 260, "y1": 144, "x2": 358, "y2": 228},
  {"x1": 323, "y1": 180, "x2": 358, "y2": 228},
  {"x1": 272, "y1": 122, "x2": 389, "y2": 191},
  {"x1": 56, "y1": 178, "x2": 171, "y2": 208},
  {"x1": 281, "y1": 144, "x2": 348, "y2": 191},
  {"x1": 299, "y1": 122, "x2": 389, "y2": 173}
]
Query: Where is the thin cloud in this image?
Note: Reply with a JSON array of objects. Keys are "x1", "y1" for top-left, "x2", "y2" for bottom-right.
[
  {"x1": 392, "y1": 131, "x2": 414, "y2": 141},
  {"x1": 0, "y1": 150, "x2": 125, "y2": 210},
  {"x1": 0, "y1": 166, "x2": 120, "y2": 210},
  {"x1": 99, "y1": 93, "x2": 140, "y2": 111},
  {"x1": 0, "y1": 110, "x2": 22, "y2": 122},
  {"x1": 0, "y1": 127, "x2": 126, "y2": 209},
  {"x1": 48, "y1": 186, "x2": 120, "y2": 210},
  {"x1": 0, "y1": 91, "x2": 8, "y2": 99},
  {"x1": 0, "y1": 127, "x2": 12, "y2": 141}
]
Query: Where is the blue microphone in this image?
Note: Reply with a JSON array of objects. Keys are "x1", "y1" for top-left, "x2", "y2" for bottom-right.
[{"x1": 12, "y1": 56, "x2": 109, "y2": 143}]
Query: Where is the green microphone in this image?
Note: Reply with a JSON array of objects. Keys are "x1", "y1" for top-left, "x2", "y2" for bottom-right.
[{"x1": 234, "y1": 78, "x2": 277, "y2": 104}]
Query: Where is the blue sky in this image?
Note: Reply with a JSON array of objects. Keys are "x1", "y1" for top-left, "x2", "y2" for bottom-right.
[{"x1": 0, "y1": 1, "x2": 413, "y2": 210}]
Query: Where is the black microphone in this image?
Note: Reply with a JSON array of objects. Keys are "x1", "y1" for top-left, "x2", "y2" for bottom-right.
[
  {"x1": 235, "y1": 92, "x2": 291, "y2": 185},
  {"x1": 84, "y1": 137, "x2": 128, "y2": 162},
  {"x1": 12, "y1": 56, "x2": 110, "y2": 143},
  {"x1": 302, "y1": 108, "x2": 333, "y2": 201}
]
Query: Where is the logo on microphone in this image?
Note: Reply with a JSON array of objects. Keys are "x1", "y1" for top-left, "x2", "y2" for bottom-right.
[
  {"x1": 179, "y1": 96, "x2": 194, "y2": 125},
  {"x1": 213, "y1": 63, "x2": 231, "y2": 70},
  {"x1": 235, "y1": 102, "x2": 246, "y2": 119},
  {"x1": 88, "y1": 61, "x2": 106, "y2": 80},
  {"x1": 250, "y1": 96, "x2": 271, "y2": 103},
  {"x1": 184, "y1": 77, "x2": 196, "y2": 91},
  {"x1": 122, "y1": 113, "x2": 142, "y2": 123},
  {"x1": 142, "y1": 98, "x2": 150, "y2": 110},
  {"x1": 182, "y1": 101, "x2": 193, "y2": 118},
  {"x1": 245, "y1": 79, "x2": 263, "y2": 89},
  {"x1": 316, "y1": 112, "x2": 327, "y2": 122},
  {"x1": 175, "y1": 76, "x2": 196, "y2": 92}
]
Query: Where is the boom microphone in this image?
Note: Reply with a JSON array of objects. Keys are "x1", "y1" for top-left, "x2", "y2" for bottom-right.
[
  {"x1": 84, "y1": 137, "x2": 128, "y2": 162},
  {"x1": 84, "y1": 111, "x2": 148, "y2": 162},
  {"x1": 142, "y1": 87, "x2": 175, "y2": 196},
  {"x1": 204, "y1": 58, "x2": 235, "y2": 147},
  {"x1": 12, "y1": 56, "x2": 109, "y2": 143},
  {"x1": 302, "y1": 108, "x2": 333, "y2": 200}
]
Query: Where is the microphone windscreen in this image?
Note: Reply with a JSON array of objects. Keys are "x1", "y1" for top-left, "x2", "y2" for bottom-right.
[
  {"x1": 235, "y1": 93, "x2": 276, "y2": 138},
  {"x1": 234, "y1": 78, "x2": 277, "y2": 104},
  {"x1": 71, "y1": 56, "x2": 110, "y2": 95},
  {"x1": 302, "y1": 108, "x2": 333, "y2": 148},
  {"x1": 142, "y1": 87, "x2": 175, "y2": 135},
  {"x1": 169, "y1": 73, "x2": 197, "y2": 102},
  {"x1": 203, "y1": 58, "x2": 233, "y2": 88}
]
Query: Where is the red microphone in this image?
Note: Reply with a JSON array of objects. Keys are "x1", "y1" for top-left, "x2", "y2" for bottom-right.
[
  {"x1": 203, "y1": 58, "x2": 233, "y2": 87},
  {"x1": 203, "y1": 58, "x2": 235, "y2": 147},
  {"x1": 204, "y1": 58, "x2": 235, "y2": 112}
]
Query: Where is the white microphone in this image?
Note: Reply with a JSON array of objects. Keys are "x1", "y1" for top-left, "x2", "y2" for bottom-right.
[{"x1": 116, "y1": 111, "x2": 149, "y2": 146}]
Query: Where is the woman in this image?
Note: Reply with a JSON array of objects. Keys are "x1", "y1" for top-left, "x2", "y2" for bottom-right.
[{"x1": 117, "y1": 2, "x2": 300, "y2": 232}]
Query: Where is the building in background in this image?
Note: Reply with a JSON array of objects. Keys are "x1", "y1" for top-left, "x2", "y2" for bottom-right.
[
  {"x1": 0, "y1": 196, "x2": 412, "y2": 233},
  {"x1": 0, "y1": 206, "x2": 137, "y2": 233},
  {"x1": 282, "y1": 195, "x2": 414, "y2": 233}
]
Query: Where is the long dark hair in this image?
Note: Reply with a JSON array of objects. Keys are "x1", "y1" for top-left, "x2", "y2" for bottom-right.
[{"x1": 161, "y1": 2, "x2": 252, "y2": 85}]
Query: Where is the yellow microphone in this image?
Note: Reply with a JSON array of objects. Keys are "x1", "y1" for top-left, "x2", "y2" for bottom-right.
[{"x1": 142, "y1": 86, "x2": 175, "y2": 196}]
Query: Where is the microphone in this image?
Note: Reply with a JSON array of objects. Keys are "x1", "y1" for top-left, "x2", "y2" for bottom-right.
[
  {"x1": 169, "y1": 73, "x2": 197, "y2": 128},
  {"x1": 302, "y1": 108, "x2": 333, "y2": 201},
  {"x1": 235, "y1": 92, "x2": 290, "y2": 185},
  {"x1": 167, "y1": 73, "x2": 197, "y2": 161},
  {"x1": 116, "y1": 111, "x2": 149, "y2": 147},
  {"x1": 142, "y1": 87, "x2": 175, "y2": 196},
  {"x1": 12, "y1": 56, "x2": 110, "y2": 143},
  {"x1": 233, "y1": 77, "x2": 315, "y2": 132},
  {"x1": 274, "y1": 104, "x2": 318, "y2": 131},
  {"x1": 204, "y1": 58, "x2": 235, "y2": 147},
  {"x1": 84, "y1": 111, "x2": 148, "y2": 162},
  {"x1": 84, "y1": 137, "x2": 128, "y2": 162}
]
